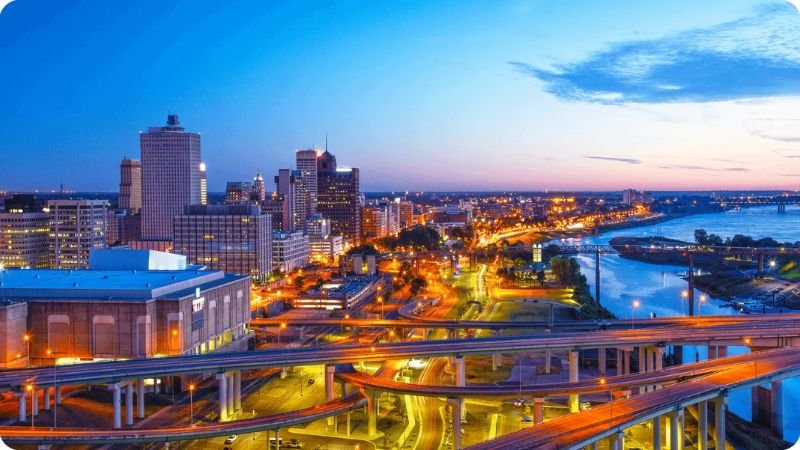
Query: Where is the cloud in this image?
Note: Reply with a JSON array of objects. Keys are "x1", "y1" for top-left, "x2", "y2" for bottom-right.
[
  {"x1": 751, "y1": 130, "x2": 800, "y2": 142},
  {"x1": 658, "y1": 164, "x2": 750, "y2": 172},
  {"x1": 511, "y1": 2, "x2": 800, "y2": 104},
  {"x1": 0, "y1": 0, "x2": 14, "y2": 15},
  {"x1": 583, "y1": 155, "x2": 641, "y2": 164}
]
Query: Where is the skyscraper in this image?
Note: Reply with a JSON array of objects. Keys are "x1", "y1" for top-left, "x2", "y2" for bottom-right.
[
  {"x1": 253, "y1": 171, "x2": 266, "y2": 203},
  {"x1": 275, "y1": 169, "x2": 308, "y2": 231},
  {"x1": 295, "y1": 149, "x2": 322, "y2": 213},
  {"x1": 48, "y1": 199, "x2": 108, "y2": 269},
  {"x1": 200, "y1": 162, "x2": 208, "y2": 205},
  {"x1": 173, "y1": 204, "x2": 272, "y2": 280},
  {"x1": 119, "y1": 158, "x2": 142, "y2": 213},
  {"x1": 0, "y1": 211, "x2": 49, "y2": 269},
  {"x1": 317, "y1": 151, "x2": 361, "y2": 242},
  {"x1": 225, "y1": 181, "x2": 254, "y2": 204},
  {"x1": 140, "y1": 114, "x2": 202, "y2": 241}
]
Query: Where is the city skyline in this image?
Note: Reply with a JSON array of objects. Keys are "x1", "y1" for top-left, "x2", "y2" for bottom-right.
[{"x1": 1, "y1": 0, "x2": 800, "y2": 192}]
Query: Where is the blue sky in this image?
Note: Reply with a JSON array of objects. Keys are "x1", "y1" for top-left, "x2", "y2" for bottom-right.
[{"x1": 1, "y1": 0, "x2": 799, "y2": 192}]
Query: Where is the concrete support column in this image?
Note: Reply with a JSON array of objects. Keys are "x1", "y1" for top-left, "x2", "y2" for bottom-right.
[
  {"x1": 450, "y1": 398, "x2": 462, "y2": 450},
  {"x1": 44, "y1": 387, "x2": 51, "y2": 410},
  {"x1": 126, "y1": 382, "x2": 134, "y2": 426},
  {"x1": 545, "y1": 350, "x2": 552, "y2": 374},
  {"x1": 216, "y1": 373, "x2": 228, "y2": 422},
  {"x1": 699, "y1": 400, "x2": 709, "y2": 450},
  {"x1": 17, "y1": 392, "x2": 26, "y2": 422},
  {"x1": 367, "y1": 389, "x2": 378, "y2": 437},
  {"x1": 655, "y1": 347, "x2": 664, "y2": 370},
  {"x1": 771, "y1": 380, "x2": 783, "y2": 438},
  {"x1": 534, "y1": 397, "x2": 544, "y2": 424},
  {"x1": 708, "y1": 345, "x2": 718, "y2": 360},
  {"x1": 610, "y1": 430, "x2": 624, "y2": 450},
  {"x1": 233, "y1": 371, "x2": 242, "y2": 412},
  {"x1": 669, "y1": 410, "x2": 683, "y2": 450},
  {"x1": 639, "y1": 346, "x2": 647, "y2": 373},
  {"x1": 492, "y1": 353, "x2": 500, "y2": 371},
  {"x1": 455, "y1": 356, "x2": 465, "y2": 387},
  {"x1": 624, "y1": 350, "x2": 631, "y2": 375},
  {"x1": 718, "y1": 346, "x2": 727, "y2": 358},
  {"x1": 111, "y1": 383, "x2": 122, "y2": 429},
  {"x1": 714, "y1": 396, "x2": 726, "y2": 450},
  {"x1": 226, "y1": 372, "x2": 234, "y2": 416},
  {"x1": 326, "y1": 364, "x2": 336, "y2": 427},
  {"x1": 137, "y1": 378, "x2": 145, "y2": 419},
  {"x1": 653, "y1": 416, "x2": 662, "y2": 450},
  {"x1": 616, "y1": 349, "x2": 623, "y2": 375},
  {"x1": 55, "y1": 385, "x2": 62, "y2": 404},
  {"x1": 275, "y1": 428, "x2": 280, "y2": 450},
  {"x1": 569, "y1": 350, "x2": 580, "y2": 413},
  {"x1": 598, "y1": 347, "x2": 606, "y2": 376}
]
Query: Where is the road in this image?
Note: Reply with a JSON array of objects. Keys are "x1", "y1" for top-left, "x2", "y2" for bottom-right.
[{"x1": 468, "y1": 346, "x2": 800, "y2": 450}]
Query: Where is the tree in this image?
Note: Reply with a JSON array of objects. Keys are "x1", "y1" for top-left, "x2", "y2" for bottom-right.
[
  {"x1": 347, "y1": 243, "x2": 379, "y2": 255},
  {"x1": 536, "y1": 270, "x2": 545, "y2": 287},
  {"x1": 410, "y1": 277, "x2": 428, "y2": 295},
  {"x1": 294, "y1": 276, "x2": 306, "y2": 290},
  {"x1": 694, "y1": 229, "x2": 708, "y2": 245}
]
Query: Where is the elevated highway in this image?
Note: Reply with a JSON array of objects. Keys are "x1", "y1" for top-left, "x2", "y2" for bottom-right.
[{"x1": 468, "y1": 346, "x2": 800, "y2": 450}]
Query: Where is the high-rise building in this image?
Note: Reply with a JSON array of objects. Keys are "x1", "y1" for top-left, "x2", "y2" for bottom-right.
[
  {"x1": 398, "y1": 200, "x2": 414, "y2": 228},
  {"x1": 107, "y1": 209, "x2": 141, "y2": 245},
  {"x1": 362, "y1": 205, "x2": 388, "y2": 239},
  {"x1": 317, "y1": 153, "x2": 361, "y2": 242},
  {"x1": 271, "y1": 231, "x2": 309, "y2": 273},
  {"x1": 173, "y1": 204, "x2": 272, "y2": 280},
  {"x1": 225, "y1": 181, "x2": 254, "y2": 205},
  {"x1": 304, "y1": 213, "x2": 331, "y2": 239},
  {"x1": 48, "y1": 199, "x2": 108, "y2": 269},
  {"x1": 0, "y1": 210, "x2": 49, "y2": 269},
  {"x1": 253, "y1": 171, "x2": 266, "y2": 203},
  {"x1": 200, "y1": 162, "x2": 208, "y2": 206},
  {"x1": 262, "y1": 193, "x2": 289, "y2": 232},
  {"x1": 296, "y1": 149, "x2": 322, "y2": 213},
  {"x1": 119, "y1": 158, "x2": 142, "y2": 213},
  {"x1": 275, "y1": 169, "x2": 308, "y2": 231},
  {"x1": 140, "y1": 114, "x2": 202, "y2": 241}
]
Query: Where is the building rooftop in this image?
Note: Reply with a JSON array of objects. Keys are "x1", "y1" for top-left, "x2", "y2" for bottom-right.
[{"x1": 0, "y1": 268, "x2": 240, "y2": 301}]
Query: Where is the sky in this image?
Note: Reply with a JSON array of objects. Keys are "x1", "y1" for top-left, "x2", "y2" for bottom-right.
[{"x1": 1, "y1": 0, "x2": 800, "y2": 192}]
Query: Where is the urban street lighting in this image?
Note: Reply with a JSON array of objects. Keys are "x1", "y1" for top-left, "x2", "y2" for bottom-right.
[
  {"x1": 698, "y1": 294, "x2": 707, "y2": 316},
  {"x1": 277, "y1": 323, "x2": 287, "y2": 344},
  {"x1": 377, "y1": 297, "x2": 384, "y2": 320},
  {"x1": 188, "y1": 383, "x2": 195, "y2": 426},
  {"x1": 26, "y1": 384, "x2": 34, "y2": 428},
  {"x1": 680, "y1": 290, "x2": 688, "y2": 317},
  {"x1": 23, "y1": 333, "x2": 30, "y2": 368},
  {"x1": 631, "y1": 299, "x2": 640, "y2": 329},
  {"x1": 600, "y1": 377, "x2": 613, "y2": 420}
]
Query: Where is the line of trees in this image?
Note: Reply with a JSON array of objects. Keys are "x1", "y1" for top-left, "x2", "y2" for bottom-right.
[{"x1": 694, "y1": 229, "x2": 799, "y2": 248}]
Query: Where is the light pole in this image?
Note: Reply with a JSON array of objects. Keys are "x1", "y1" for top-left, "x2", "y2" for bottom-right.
[
  {"x1": 277, "y1": 323, "x2": 286, "y2": 344},
  {"x1": 188, "y1": 383, "x2": 195, "y2": 426},
  {"x1": 24, "y1": 333, "x2": 30, "y2": 368},
  {"x1": 378, "y1": 297, "x2": 384, "y2": 320},
  {"x1": 51, "y1": 347, "x2": 58, "y2": 428},
  {"x1": 600, "y1": 377, "x2": 612, "y2": 420},
  {"x1": 631, "y1": 299, "x2": 640, "y2": 329},
  {"x1": 26, "y1": 384, "x2": 34, "y2": 428},
  {"x1": 680, "y1": 290, "x2": 688, "y2": 317},
  {"x1": 745, "y1": 337, "x2": 757, "y2": 377},
  {"x1": 698, "y1": 294, "x2": 707, "y2": 316}
]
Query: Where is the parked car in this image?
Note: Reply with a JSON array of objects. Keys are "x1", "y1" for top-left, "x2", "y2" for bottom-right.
[{"x1": 224, "y1": 435, "x2": 238, "y2": 444}]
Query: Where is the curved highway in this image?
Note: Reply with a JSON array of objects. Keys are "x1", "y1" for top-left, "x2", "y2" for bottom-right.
[
  {"x1": 1, "y1": 391, "x2": 367, "y2": 445},
  {"x1": 467, "y1": 346, "x2": 800, "y2": 450},
  {"x1": 2, "y1": 316, "x2": 800, "y2": 391}
]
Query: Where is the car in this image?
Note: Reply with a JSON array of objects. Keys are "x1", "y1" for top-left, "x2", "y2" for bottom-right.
[
  {"x1": 284, "y1": 439, "x2": 305, "y2": 448},
  {"x1": 521, "y1": 415, "x2": 534, "y2": 423},
  {"x1": 224, "y1": 435, "x2": 238, "y2": 444},
  {"x1": 580, "y1": 402, "x2": 592, "y2": 411},
  {"x1": 513, "y1": 398, "x2": 531, "y2": 407}
]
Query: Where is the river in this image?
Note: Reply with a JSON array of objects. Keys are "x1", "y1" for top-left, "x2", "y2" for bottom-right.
[{"x1": 564, "y1": 205, "x2": 800, "y2": 441}]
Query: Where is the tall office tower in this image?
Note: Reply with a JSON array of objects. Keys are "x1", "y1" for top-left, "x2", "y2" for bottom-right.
[
  {"x1": 253, "y1": 171, "x2": 266, "y2": 203},
  {"x1": 225, "y1": 181, "x2": 254, "y2": 204},
  {"x1": 295, "y1": 149, "x2": 322, "y2": 213},
  {"x1": 262, "y1": 193, "x2": 289, "y2": 232},
  {"x1": 200, "y1": 162, "x2": 208, "y2": 205},
  {"x1": 398, "y1": 200, "x2": 414, "y2": 228},
  {"x1": 48, "y1": 199, "x2": 108, "y2": 269},
  {"x1": 119, "y1": 158, "x2": 142, "y2": 213},
  {"x1": 140, "y1": 114, "x2": 202, "y2": 241},
  {"x1": 0, "y1": 211, "x2": 49, "y2": 269},
  {"x1": 106, "y1": 209, "x2": 141, "y2": 245},
  {"x1": 173, "y1": 204, "x2": 272, "y2": 280},
  {"x1": 317, "y1": 152, "x2": 361, "y2": 242},
  {"x1": 271, "y1": 231, "x2": 309, "y2": 273},
  {"x1": 362, "y1": 205, "x2": 388, "y2": 239},
  {"x1": 304, "y1": 213, "x2": 331, "y2": 239},
  {"x1": 275, "y1": 169, "x2": 308, "y2": 231}
]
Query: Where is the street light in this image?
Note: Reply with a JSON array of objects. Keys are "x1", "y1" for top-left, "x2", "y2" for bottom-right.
[
  {"x1": 680, "y1": 291, "x2": 688, "y2": 317},
  {"x1": 698, "y1": 294, "x2": 707, "y2": 316},
  {"x1": 23, "y1": 333, "x2": 30, "y2": 368},
  {"x1": 631, "y1": 300, "x2": 640, "y2": 329},
  {"x1": 188, "y1": 383, "x2": 195, "y2": 426},
  {"x1": 26, "y1": 384, "x2": 34, "y2": 428},
  {"x1": 600, "y1": 377, "x2": 613, "y2": 420},
  {"x1": 377, "y1": 297, "x2": 384, "y2": 320},
  {"x1": 277, "y1": 323, "x2": 287, "y2": 344}
]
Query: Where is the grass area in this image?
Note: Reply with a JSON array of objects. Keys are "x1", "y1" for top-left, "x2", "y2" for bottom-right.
[
  {"x1": 489, "y1": 300, "x2": 576, "y2": 322},
  {"x1": 463, "y1": 355, "x2": 513, "y2": 383}
]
